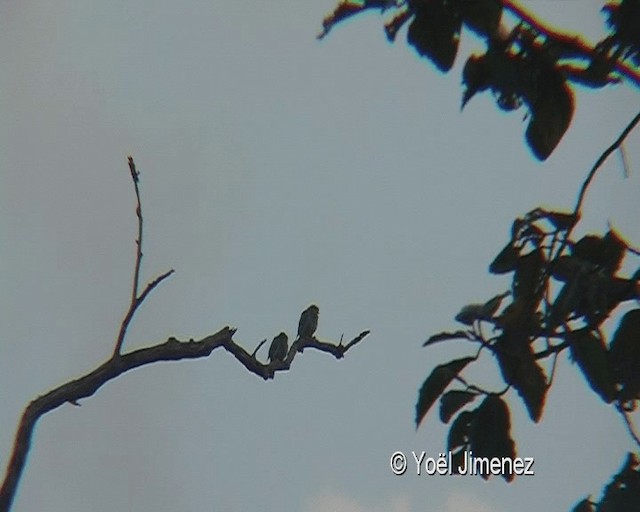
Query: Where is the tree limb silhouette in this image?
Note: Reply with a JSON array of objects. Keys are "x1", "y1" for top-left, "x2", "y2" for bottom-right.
[{"x1": 0, "y1": 158, "x2": 370, "y2": 512}]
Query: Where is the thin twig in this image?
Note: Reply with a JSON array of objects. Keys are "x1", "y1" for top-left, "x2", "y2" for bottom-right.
[
  {"x1": 546, "y1": 352, "x2": 559, "y2": 388},
  {"x1": 137, "y1": 269, "x2": 175, "y2": 306},
  {"x1": 251, "y1": 339, "x2": 267, "y2": 358},
  {"x1": 619, "y1": 143, "x2": 630, "y2": 178},
  {"x1": 534, "y1": 340, "x2": 569, "y2": 360},
  {"x1": 543, "y1": 111, "x2": 640, "y2": 284},
  {"x1": 113, "y1": 157, "x2": 174, "y2": 356},
  {"x1": 574, "y1": 111, "x2": 640, "y2": 217},
  {"x1": 452, "y1": 374, "x2": 508, "y2": 397},
  {"x1": 128, "y1": 156, "x2": 143, "y2": 301}
]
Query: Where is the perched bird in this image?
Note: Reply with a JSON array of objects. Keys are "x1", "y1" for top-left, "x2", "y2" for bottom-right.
[
  {"x1": 297, "y1": 304, "x2": 319, "y2": 339},
  {"x1": 268, "y1": 332, "x2": 288, "y2": 363}
]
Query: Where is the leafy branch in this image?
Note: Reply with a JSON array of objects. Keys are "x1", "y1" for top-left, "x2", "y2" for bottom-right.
[
  {"x1": 413, "y1": 111, "x2": 640, "y2": 509},
  {"x1": 319, "y1": 0, "x2": 640, "y2": 160}
]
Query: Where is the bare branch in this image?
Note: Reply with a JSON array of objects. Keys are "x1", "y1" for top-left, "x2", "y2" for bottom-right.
[
  {"x1": 343, "y1": 330, "x2": 371, "y2": 351},
  {"x1": 0, "y1": 155, "x2": 371, "y2": 510},
  {"x1": 0, "y1": 326, "x2": 370, "y2": 509},
  {"x1": 542, "y1": 111, "x2": 640, "y2": 280},
  {"x1": 113, "y1": 269, "x2": 176, "y2": 357},
  {"x1": 0, "y1": 327, "x2": 231, "y2": 512},
  {"x1": 113, "y1": 158, "x2": 174, "y2": 357},
  {"x1": 137, "y1": 269, "x2": 175, "y2": 306},
  {"x1": 574, "y1": 111, "x2": 640, "y2": 218},
  {"x1": 128, "y1": 155, "x2": 143, "y2": 301},
  {"x1": 240, "y1": 331, "x2": 372, "y2": 379},
  {"x1": 251, "y1": 339, "x2": 267, "y2": 358}
]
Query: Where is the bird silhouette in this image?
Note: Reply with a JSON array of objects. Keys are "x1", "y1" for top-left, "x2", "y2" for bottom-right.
[
  {"x1": 268, "y1": 332, "x2": 288, "y2": 363},
  {"x1": 297, "y1": 305, "x2": 319, "y2": 339}
]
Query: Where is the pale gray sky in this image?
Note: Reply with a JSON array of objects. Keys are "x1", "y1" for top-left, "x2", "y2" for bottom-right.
[{"x1": 1, "y1": 1, "x2": 638, "y2": 511}]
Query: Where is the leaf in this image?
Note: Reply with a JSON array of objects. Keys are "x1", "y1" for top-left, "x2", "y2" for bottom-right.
[
  {"x1": 551, "y1": 255, "x2": 585, "y2": 282},
  {"x1": 596, "y1": 453, "x2": 640, "y2": 512},
  {"x1": 495, "y1": 332, "x2": 547, "y2": 422},
  {"x1": 498, "y1": 297, "x2": 541, "y2": 335},
  {"x1": 385, "y1": 8, "x2": 412, "y2": 42},
  {"x1": 578, "y1": 275, "x2": 636, "y2": 328},
  {"x1": 545, "y1": 210, "x2": 578, "y2": 231},
  {"x1": 439, "y1": 390, "x2": 477, "y2": 423},
  {"x1": 480, "y1": 292, "x2": 510, "y2": 318},
  {"x1": 423, "y1": 330, "x2": 469, "y2": 347},
  {"x1": 513, "y1": 249, "x2": 544, "y2": 301},
  {"x1": 458, "y1": 0, "x2": 502, "y2": 37},
  {"x1": 572, "y1": 231, "x2": 626, "y2": 276},
  {"x1": 449, "y1": 448, "x2": 466, "y2": 475},
  {"x1": 455, "y1": 303, "x2": 485, "y2": 325},
  {"x1": 572, "y1": 498, "x2": 593, "y2": 512},
  {"x1": 416, "y1": 357, "x2": 475, "y2": 427},
  {"x1": 601, "y1": 229, "x2": 627, "y2": 275},
  {"x1": 454, "y1": 292, "x2": 508, "y2": 325},
  {"x1": 569, "y1": 329, "x2": 615, "y2": 403},
  {"x1": 525, "y1": 67, "x2": 574, "y2": 161},
  {"x1": 469, "y1": 396, "x2": 516, "y2": 481},
  {"x1": 447, "y1": 410, "x2": 474, "y2": 450},
  {"x1": 489, "y1": 241, "x2": 519, "y2": 274},
  {"x1": 407, "y1": 0, "x2": 461, "y2": 72},
  {"x1": 318, "y1": 0, "x2": 390, "y2": 39},
  {"x1": 548, "y1": 277, "x2": 582, "y2": 329},
  {"x1": 462, "y1": 54, "x2": 489, "y2": 108},
  {"x1": 609, "y1": 309, "x2": 640, "y2": 401},
  {"x1": 574, "y1": 235, "x2": 604, "y2": 265}
]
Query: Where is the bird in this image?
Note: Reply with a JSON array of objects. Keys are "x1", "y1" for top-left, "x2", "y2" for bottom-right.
[
  {"x1": 268, "y1": 332, "x2": 288, "y2": 363},
  {"x1": 297, "y1": 304, "x2": 319, "y2": 339}
]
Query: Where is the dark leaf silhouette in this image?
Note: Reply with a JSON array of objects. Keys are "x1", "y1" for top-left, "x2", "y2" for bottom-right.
[
  {"x1": 408, "y1": 0, "x2": 461, "y2": 72},
  {"x1": 318, "y1": 0, "x2": 390, "y2": 39},
  {"x1": 525, "y1": 68, "x2": 574, "y2": 160},
  {"x1": 462, "y1": 54, "x2": 490, "y2": 108},
  {"x1": 455, "y1": 292, "x2": 509, "y2": 325},
  {"x1": 546, "y1": 210, "x2": 578, "y2": 231},
  {"x1": 571, "y1": 498, "x2": 593, "y2": 512},
  {"x1": 439, "y1": 390, "x2": 477, "y2": 423},
  {"x1": 574, "y1": 231, "x2": 626, "y2": 275},
  {"x1": 450, "y1": 448, "x2": 466, "y2": 475},
  {"x1": 610, "y1": 309, "x2": 640, "y2": 401},
  {"x1": 423, "y1": 330, "x2": 470, "y2": 347},
  {"x1": 469, "y1": 395, "x2": 516, "y2": 481},
  {"x1": 447, "y1": 410, "x2": 475, "y2": 450},
  {"x1": 495, "y1": 331, "x2": 547, "y2": 422},
  {"x1": 596, "y1": 452, "x2": 640, "y2": 511},
  {"x1": 552, "y1": 255, "x2": 586, "y2": 282},
  {"x1": 416, "y1": 357, "x2": 474, "y2": 427},
  {"x1": 457, "y1": 0, "x2": 502, "y2": 37},
  {"x1": 489, "y1": 241, "x2": 519, "y2": 274},
  {"x1": 601, "y1": 230, "x2": 627, "y2": 275},
  {"x1": 569, "y1": 329, "x2": 615, "y2": 403},
  {"x1": 513, "y1": 249, "x2": 544, "y2": 301}
]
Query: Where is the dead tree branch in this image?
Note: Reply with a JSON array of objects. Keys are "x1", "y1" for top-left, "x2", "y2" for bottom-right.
[
  {"x1": 0, "y1": 157, "x2": 371, "y2": 511},
  {"x1": 113, "y1": 157, "x2": 174, "y2": 357}
]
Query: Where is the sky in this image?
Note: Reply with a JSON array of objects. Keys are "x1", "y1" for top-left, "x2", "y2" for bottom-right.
[{"x1": 0, "y1": 1, "x2": 639, "y2": 511}]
